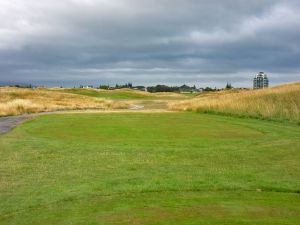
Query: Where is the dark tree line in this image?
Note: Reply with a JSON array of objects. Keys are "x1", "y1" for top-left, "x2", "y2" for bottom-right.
[
  {"x1": 147, "y1": 84, "x2": 198, "y2": 93},
  {"x1": 147, "y1": 85, "x2": 180, "y2": 93}
]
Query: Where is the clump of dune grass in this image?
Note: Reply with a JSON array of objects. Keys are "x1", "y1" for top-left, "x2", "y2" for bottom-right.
[
  {"x1": 0, "y1": 87, "x2": 129, "y2": 116},
  {"x1": 169, "y1": 82, "x2": 300, "y2": 122}
]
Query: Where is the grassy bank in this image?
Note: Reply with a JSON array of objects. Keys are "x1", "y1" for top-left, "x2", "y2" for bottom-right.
[
  {"x1": 0, "y1": 87, "x2": 128, "y2": 116},
  {"x1": 169, "y1": 82, "x2": 300, "y2": 123},
  {"x1": 57, "y1": 88, "x2": 153, "y2": 99},
  {"x1": 1, "y1": 113, "x2": 299, "y2": 224},
  {"x1": 56, "y1": 88, "x2": 188, "y2": 100}
]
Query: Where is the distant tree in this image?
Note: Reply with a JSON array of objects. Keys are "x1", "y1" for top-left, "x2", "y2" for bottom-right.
[
  {"x1": 99, "y1": 85, "x2": 110, "y2": 89},
  {"x1": 203, "y1": 87, "x2": 214, "y2": 92},
  {"x1": 146, "y1": 85, "x2": 181, "y2": 93},
  {"x1": 225, "y1": 83, "x2": 232, "y2": 89},
  {"x1": 134, "y1": 86, "x2": 146, "y2": 91}
]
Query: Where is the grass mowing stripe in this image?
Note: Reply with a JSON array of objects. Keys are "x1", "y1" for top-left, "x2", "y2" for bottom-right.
[{"x1": 0, "y1": 112, "x2": 299, "y2": 224}]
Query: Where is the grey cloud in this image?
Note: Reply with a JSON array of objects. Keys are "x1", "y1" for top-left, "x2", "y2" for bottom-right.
[{"x1": 0, "y1": 0, "x2": 299, "y2": 87}]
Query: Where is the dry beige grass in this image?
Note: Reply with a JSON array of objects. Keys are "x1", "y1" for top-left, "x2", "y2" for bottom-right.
[
  {"x1": 169, "y1": 82, "x2": 300, "y2": 122},
  {"x1": 0, "y1": 87, "x2": 129, "y2": 116},
  {"x1": 96, "y1": 88, "x2": 187, "y2": 98}
]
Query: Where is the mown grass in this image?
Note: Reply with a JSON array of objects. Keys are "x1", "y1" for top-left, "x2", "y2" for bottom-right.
[
  {"x1": 169, "y1": 82, "x2": 300, "y2": 123},
  {"x1": 0, "y1": 112, "x2": 299, "y2": 224},
  {"x1": 57, "y1": 88, "x2": 153, "y2": 99}
]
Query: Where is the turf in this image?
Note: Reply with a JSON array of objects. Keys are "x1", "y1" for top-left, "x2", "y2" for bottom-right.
[
  {"x1": 0, "y1": 113, "x2": 300, "y2": 224},
  {"x1": 57, "y1": 88, "x2": 152, "y2": 99},
  {"x1": 55, "y1": 88, "x2": 189, "y2": 100}
]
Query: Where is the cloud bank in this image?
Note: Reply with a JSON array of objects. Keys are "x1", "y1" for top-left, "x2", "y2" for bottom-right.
[{"x1": 0, "y1": 0, "x2": 299, "y2": 87}]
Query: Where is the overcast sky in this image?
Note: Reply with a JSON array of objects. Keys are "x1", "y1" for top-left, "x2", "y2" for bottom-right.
[{"x1": 0, "y1": 0, "x2": 299, "y2": 87}]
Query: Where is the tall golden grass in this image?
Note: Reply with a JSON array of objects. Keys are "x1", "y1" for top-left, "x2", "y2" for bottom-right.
[
  {"x1": 0, "y1": 87, "x2": 128, "y2": 116},
  {"x1": 169, "y1": 82, "x2": 300, "y2": 122}
]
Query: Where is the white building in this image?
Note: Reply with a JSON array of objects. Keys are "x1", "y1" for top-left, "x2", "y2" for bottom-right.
[{"x1": 253, "y1": 72, "x2": 269, "y2": 89}]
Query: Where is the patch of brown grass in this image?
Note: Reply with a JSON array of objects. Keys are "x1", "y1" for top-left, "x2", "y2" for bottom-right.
[
  {"x1": 0, "y1": 87, "x2": 129, "y2": 116},
  {"x1": 168, "y1": 82, "x2": 300, "y2": 122}
]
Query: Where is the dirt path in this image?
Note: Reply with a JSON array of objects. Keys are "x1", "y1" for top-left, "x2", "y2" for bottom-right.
[{"x1": 0, "y1": 115, "x2": 35, "y2": 135}]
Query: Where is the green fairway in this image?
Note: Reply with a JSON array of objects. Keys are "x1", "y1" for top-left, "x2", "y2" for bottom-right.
[
  {"x1": 0, "y1": 113, "x2": 300, "y2": 224},
  {"x1": 56, "y1": 88, "x2": 153, "y2": 99}
]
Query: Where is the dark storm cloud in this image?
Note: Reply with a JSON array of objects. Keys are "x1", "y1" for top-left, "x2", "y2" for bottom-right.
[{"x1": 0, "y1": 0, "x2": 299, "y2": 87}]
